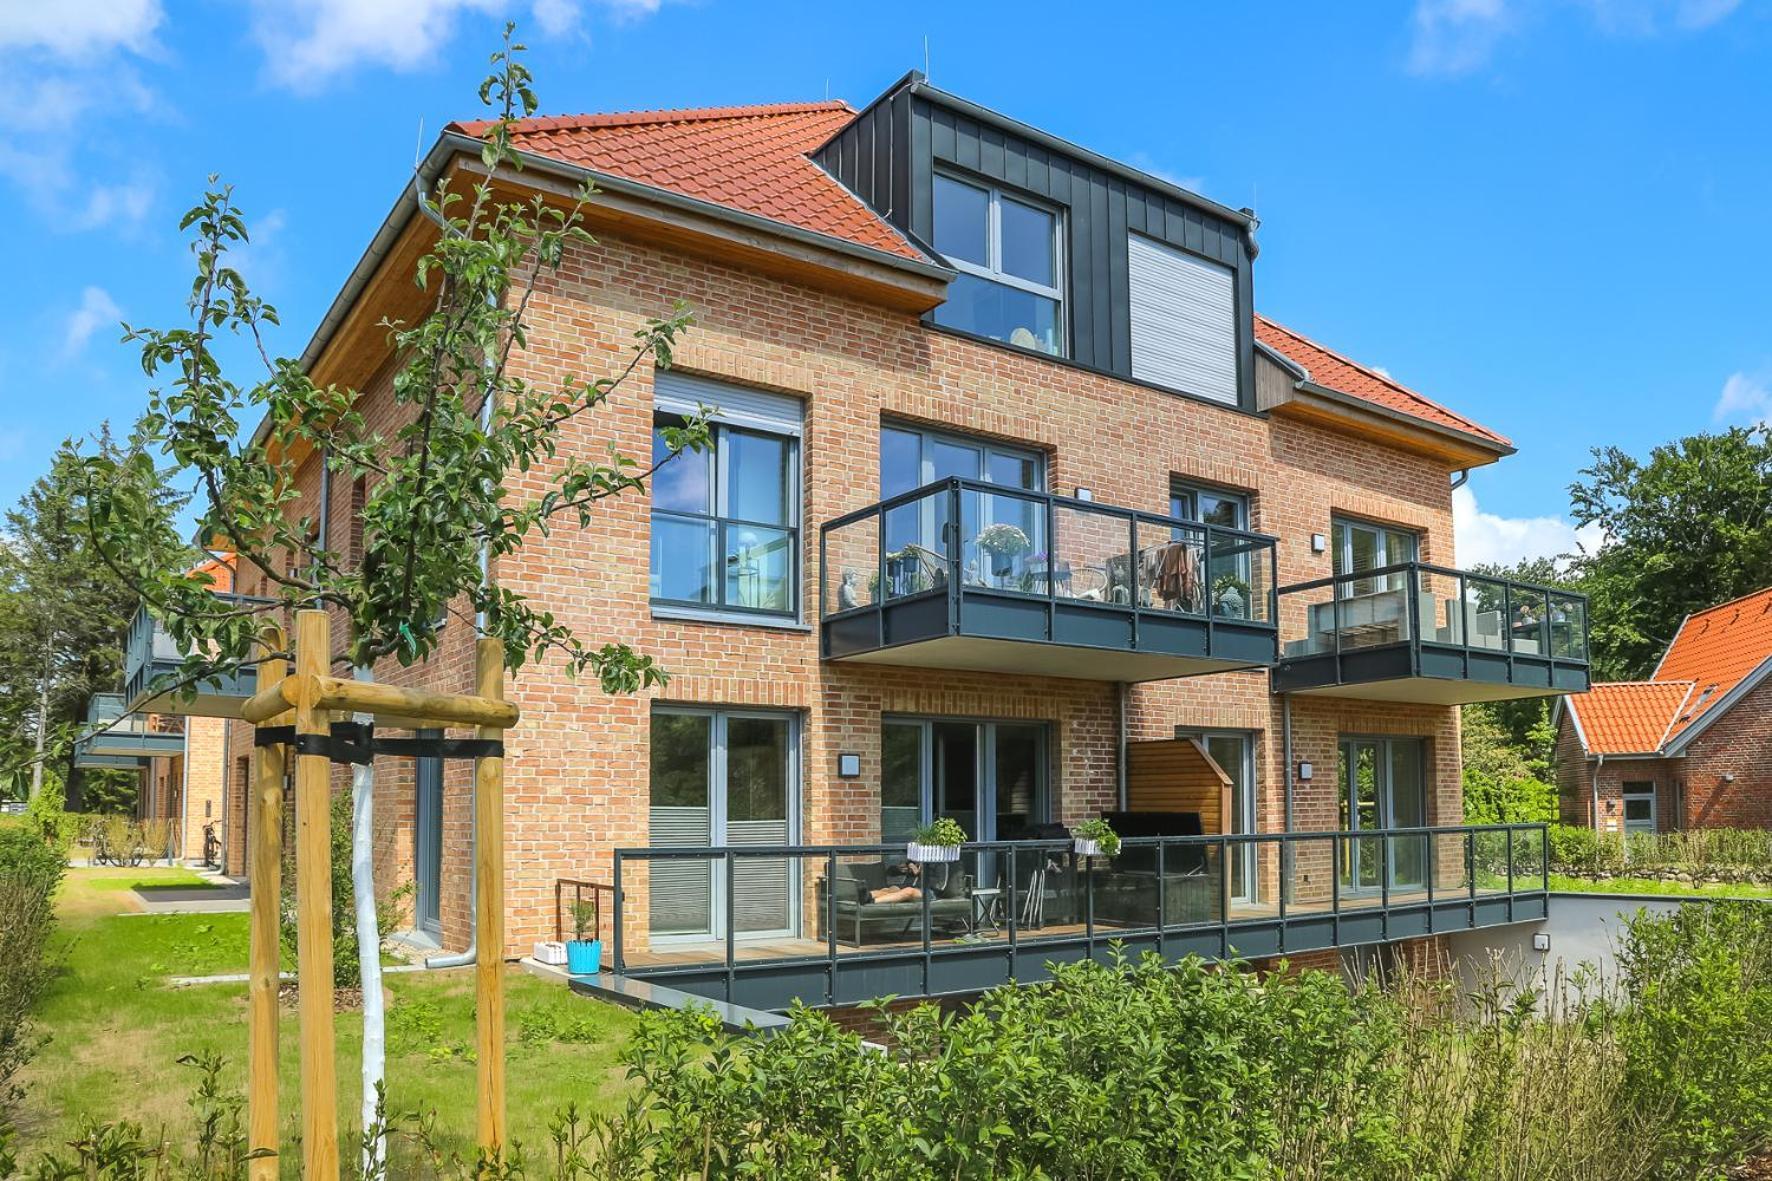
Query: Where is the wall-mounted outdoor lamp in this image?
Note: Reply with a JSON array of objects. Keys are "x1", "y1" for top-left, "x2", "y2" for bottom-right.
[
  {"x1": 1296, "y1": 761, "x2": 1313, "y2": 781},
  {"x1": 837, "y1": 752, "x2": 861, "y2": 778},
  {"x1": 1310, "y1": 533, "x2": 1327, "y2": 553},
  {"x1": 1074, "y1": 487, "x2": 1093, "y2": 502}
]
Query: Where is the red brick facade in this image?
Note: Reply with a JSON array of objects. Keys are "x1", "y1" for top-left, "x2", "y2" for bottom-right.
[{"x1": 217, "y1": 211, "x2": 1482, "y2": 962}]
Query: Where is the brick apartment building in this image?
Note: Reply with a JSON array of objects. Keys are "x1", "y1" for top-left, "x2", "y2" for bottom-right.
[
  {"x1": 1556, "y1": 585, "x2": 1772, "y2": 834},
  {"x1": 122, "y1": 73, "x2": 1588, "y2": 1008}
]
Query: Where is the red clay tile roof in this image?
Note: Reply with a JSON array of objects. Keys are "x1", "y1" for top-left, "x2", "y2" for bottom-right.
[
  {"x1": 1655, "y1": 585, "x2": 1772, "y2": 741},
  {"x1": 446, "y1": 103, "x2": 1508, "y2": 447},
  {"x1": 1566, "y1": 584, "x2": 1772, "y2": 754},
  {"x1": 1566, "y1": 681, "x2": 1695, "y2": 756},
  {"x1": 1255, "y1": 315, "x2": 1510, "y2": 449},
  {"x1": 447, "y1": 102, "x2": 925, "y2": 262}
]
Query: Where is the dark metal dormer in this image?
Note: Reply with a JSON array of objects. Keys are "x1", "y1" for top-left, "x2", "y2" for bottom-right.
[{"x1": 814, "y1": 71, "x2": 1260, "y2": 413}]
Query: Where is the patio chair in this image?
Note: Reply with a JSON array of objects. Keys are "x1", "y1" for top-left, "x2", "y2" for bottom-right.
[{"x1": 819, "y1": 860, "x2": 973, "y2": 946}]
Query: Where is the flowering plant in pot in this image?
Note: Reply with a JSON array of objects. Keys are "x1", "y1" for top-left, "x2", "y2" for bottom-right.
[
  {"x1": 1072, "y1": 817, "x2": 1121, "y2": 859},
  {"x1": 908, "y1": 817, "x2": 967, "y2": 864},
  {"x1": 566, "y1": 897, "x2": 602, "y2": 975}
]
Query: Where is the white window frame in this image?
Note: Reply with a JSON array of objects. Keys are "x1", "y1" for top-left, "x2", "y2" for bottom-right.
[
  {"x1": 1622, "y1": 780, "x2": 1658, "y2": 836},
  {"x1": 933, "y1": 170, "x2": 1066, "y2": 353}
]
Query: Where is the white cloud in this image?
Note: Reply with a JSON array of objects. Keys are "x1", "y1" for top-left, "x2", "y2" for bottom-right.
[
  {"x1": 0, "y1": 0, "x2": 164, "y2": 58},
  {"x1": 1453, "y1": 484, "x2": 1603, "y2": 568},
  {"x1": 1407, "y1": 0, "x2": 1741, "y2": 77},
  {"x1": 1407, "y1": 0, "x2": 1513, "y2": 78},
  {"x1": 250, "y1": 0, "x2": 644, "y2": 90},
  {"x1": 1713, "y1": 371, "x2": 1771, "y2": 427},
  {"x1": 61, "y1": 286, "x2": 124, "y2": 360}
]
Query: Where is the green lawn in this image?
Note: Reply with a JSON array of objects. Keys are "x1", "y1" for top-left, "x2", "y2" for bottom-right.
[
  {"x1": 1549, "y1": 872, "x2": 1772, "y2": 900},
  {"x1": 15, "y1": 866, "x2": 637, "y2": 1172}
]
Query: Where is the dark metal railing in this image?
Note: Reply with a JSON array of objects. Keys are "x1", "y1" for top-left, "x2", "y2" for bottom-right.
[
  {"x1": 610, "y1": 823, "x2": 1548, "y2": 1004},
  {"x1": 819, "y1": 476, "x2": 1280, "y2": 629},
  {"x1": 1276, "y1": 561, "x2": 1590, "y2": 666}
]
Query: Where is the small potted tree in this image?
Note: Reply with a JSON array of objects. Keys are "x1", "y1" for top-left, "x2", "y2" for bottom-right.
[
  {"x1": 1072, "y1": 817, "x2": 1121, "y2": 859},
  {"x1": 566, "y1": 896, "x2": 602, "y2": 975},
  {"x1": 908, "y1": 817, "x2": 967, "y2": 864}
]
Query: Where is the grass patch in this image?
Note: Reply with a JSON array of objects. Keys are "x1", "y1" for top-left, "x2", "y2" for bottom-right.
[
  {"x1": 14, "y1": 867, "x2": 637, "y2": 1167},
  {"x1": 1549, "y1": 873, "x2": 1772, "y2": 899}
]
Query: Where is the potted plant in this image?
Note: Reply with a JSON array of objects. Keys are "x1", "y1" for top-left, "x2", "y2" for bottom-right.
[
  {"x1": 1212, "y1": 572, "x2": 1251, "y2": 619},
  {"x1": 975, "y1": 522, "x2": 1031, "y2": 585},
  {"x1": 908, "y1": 817, "x2": 967, "y2": 863},
  {"x1": 1072, "y1": 817, "x2": 1121, "y2": 859},
  {"x1": 566, "y1": 896, "x2": 602, "y2": 975}
]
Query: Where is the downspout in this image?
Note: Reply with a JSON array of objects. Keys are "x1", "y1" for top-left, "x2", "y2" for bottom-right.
[
  {"x1": 1591, "y1": 754, "x2": 1605, "y2": 832},
  {"x1": 1281, "y1": 693, "x2": 1296, "y2": 902},
  {"x1": 1116, "y1": 684, "x2": 1129, "y2": 810},
  {"x1": 1450, "y1": 469, "x2": 1470, "y2": 492},
  {"x1": 176, "y1": 737, "x2": 192, "y2": 864}
]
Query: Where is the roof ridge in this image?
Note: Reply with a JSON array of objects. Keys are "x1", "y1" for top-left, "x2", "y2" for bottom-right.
[
  {"x1": 1681, "y1": 582, "x2": 1772, "y2": 623},
  {"x1": 1254, "y1": 313, "x2": 1497, "y2": 439},
  {"x1": 452, "y1": 100, "x2": 852, "y2": 137}
]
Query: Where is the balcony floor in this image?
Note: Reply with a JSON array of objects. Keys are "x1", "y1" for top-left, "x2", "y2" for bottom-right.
[
  {"x1": 1276, "y1": 676, "x2": 1576, "y2": 705},
  {"x1": 832, "y1": 634, "x2": 1264, "y2": 683}
]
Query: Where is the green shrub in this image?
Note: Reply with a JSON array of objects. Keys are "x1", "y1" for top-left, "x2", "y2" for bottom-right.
[
  {"x1": 1617, "y1": 901, "x2": 1772, "y2": 1175},
  {"x1": 280, "y1": 792, "x2": 407, "y2": 990},
  {"x1": 1461, "y1": 769, "x2": 1557, "y2": 825},
  {"x1": 0, "y1": 824, "x2": 66, "y2": 1120}
]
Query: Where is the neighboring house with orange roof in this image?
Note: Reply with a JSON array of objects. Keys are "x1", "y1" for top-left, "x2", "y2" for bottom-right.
[{"x1": 1556, "y1": 585, "x2": 1772, "y2": 833}]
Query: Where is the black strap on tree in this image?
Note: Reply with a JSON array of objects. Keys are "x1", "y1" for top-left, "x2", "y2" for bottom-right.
[{"x1": 254, "y1": 720, "x2": 503, "y2": 764}]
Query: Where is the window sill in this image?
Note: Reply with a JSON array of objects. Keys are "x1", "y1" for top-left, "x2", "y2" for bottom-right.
[{"x1": 650, "y1": 605, "x2": 812, "y2": 633}]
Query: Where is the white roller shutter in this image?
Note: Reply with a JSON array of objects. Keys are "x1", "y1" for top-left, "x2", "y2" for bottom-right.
[
  {"x1": 1127, "y1": 234, "x2": 1239, "y2": 406},
  {"x1": 654, "y1": 371, "x2": 803, "y2": 436}
]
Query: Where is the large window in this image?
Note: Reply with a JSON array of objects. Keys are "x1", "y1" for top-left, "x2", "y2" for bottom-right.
[
  {"x1": 1331, "y1": 517, "x2": 1418, "y2": 598},
  {"x1": 930, "y1": 173, "x2": 1064, "y2": 357},
  {"x1": 1171, "y1": 482, "x2": 1249, "y2": 531},
  {"x1": 650, "y1": 380, "x2": 801, "y2": 621},
  {"x1": 880, "y1": 424, "x2": 1046, "y2": 596},
  {"x1": 649, "y1": 708, "x2": 799, "y2": 941}
]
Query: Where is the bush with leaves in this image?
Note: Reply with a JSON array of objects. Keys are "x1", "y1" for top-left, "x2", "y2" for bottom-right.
[
  {"x1": 281, "y1": 791, "x2": 408, "y2": 990},
  {"x1": 0, "y1": 825, "x2": 64, "y2": 1121}
]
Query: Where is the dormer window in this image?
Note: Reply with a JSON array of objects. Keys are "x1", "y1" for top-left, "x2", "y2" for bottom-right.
[{"x1": 930, "y1": 172, "x2": 1064, "y2": 357}]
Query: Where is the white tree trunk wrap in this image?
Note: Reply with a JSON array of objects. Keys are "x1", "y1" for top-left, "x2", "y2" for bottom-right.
[{"x1": 351, "y1": 665, "x2": 385, "y2": 1169}]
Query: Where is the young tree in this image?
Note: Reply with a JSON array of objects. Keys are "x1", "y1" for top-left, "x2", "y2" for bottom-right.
[
  {"x1": 77, "y1": 28, "x2": 706, "y2": 1165},
  {"x1": 1569, "y1": 426, "x2": 1772, "y2": 679}
]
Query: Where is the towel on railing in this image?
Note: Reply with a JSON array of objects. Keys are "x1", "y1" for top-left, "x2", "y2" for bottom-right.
[{"x1": 1142, "y1": 542, "x2": 1200, "y2": 610}]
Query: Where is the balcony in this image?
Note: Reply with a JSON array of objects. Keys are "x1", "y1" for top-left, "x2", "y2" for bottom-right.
[
  {"x1": 819, "y1": 478, "x2": 1279, "y2": 682},
  {"x1": 603, "y1": 823, "x2": 1549, "y2": 1011},
  {"x1": 1271, "y1": 563, "x2": 1590, "y2": 703},
  {"x1": 72, "y1": 693, "x2": 185, "y2": 767},
  {"x1": 124, "y1": 599, "x2": 263, "y2": 714}
]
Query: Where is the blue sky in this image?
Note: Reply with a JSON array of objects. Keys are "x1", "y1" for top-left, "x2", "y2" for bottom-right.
[{"x1": 1, "y1": 0, "x2": 1768, "y2": 566}]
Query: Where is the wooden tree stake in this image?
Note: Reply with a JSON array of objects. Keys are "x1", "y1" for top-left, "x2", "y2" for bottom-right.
[
  {"x1": 247, "y1": 625, "x2": 288, "y2": 1181},
  {"x1": 293, "y1": 610, "x2": 340, "y2": 1180},
  {"x1": 474, "y1": 637, "x2": 508, "y2": 1152}
]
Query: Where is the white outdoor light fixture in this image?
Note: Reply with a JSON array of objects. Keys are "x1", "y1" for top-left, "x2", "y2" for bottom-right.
[
  {"x1": 1296, "y1": 761, "x2": 1313, "y2": 781},
  {"x1": 1310, "y1": 533, "x2": 1327, "y2": 553},
  {"x1": 1075, "y1": 487, "x2": 1094, "y2": 502},
  {"x1": 837, "y1": 752, "x2": 861, "y2": 778},
  {"x1": 1532, "y1": 933, "x2": 1551, "y2": 953}
]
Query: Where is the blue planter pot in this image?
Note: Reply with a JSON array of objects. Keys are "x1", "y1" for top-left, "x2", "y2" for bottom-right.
[{"x1": 566, "y1": 939, "x2": 602, "y2": 975}]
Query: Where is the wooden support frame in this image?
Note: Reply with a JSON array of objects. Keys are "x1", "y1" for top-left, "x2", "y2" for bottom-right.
[
  {"x1": 226, "y1": 609, "x2": 521, "y2": 1179},
  {"x1": 247, "y1": 626, "x2": 287, "y2": 1181}
]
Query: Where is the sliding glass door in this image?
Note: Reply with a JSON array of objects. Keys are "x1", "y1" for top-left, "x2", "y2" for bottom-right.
[
  {"x1": 880, "y1": 719, "x2": 1047, "y2": 845},
  {"x1": 880, "y1": 425, "x2": 1045, "y2": 596},
  {"x1": 649, "y1": 708, "x2": 798, "y2": 943},
  {"x1": 1338, "y1": 737, "x2": 1427, "y2": 895},
  {"x1": 1332, "y1": 518, "x2": 1417, "y2": 598}
]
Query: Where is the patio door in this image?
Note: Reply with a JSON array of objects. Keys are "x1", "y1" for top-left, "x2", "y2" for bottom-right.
[
  {"x1": 881, "y1": 718, "x2": 1046, "y2": 850},
  {"x1": 880, "y1": 426, "x2": 1044, "y2": 594},
  {"x1": 1339, "y1": 737, "x2": 1427, "y2": 894},
  {"x1": 1332, "y1": 518, "x2": 1417, "y2": 598},
  {"x1": 413, "y1": 731, "x2": 443, "y2": 940},
  {"x1": 649, "y1": 708, "x2": 798, "y2": 943},
  {"x1": 1622, "y1": 781, "x2": 1657, "y2": 837}
]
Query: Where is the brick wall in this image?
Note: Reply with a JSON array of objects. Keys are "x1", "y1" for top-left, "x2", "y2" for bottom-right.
[
  {"x1": 241, "y1": 220, "x2": 1472, "y2": 960},
  {"x1": 1682, "y1": 674, "x2": 1772, "y2": 828}
]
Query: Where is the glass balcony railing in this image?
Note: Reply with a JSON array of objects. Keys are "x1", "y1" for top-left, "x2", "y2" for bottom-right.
[
  {"x1": 1272, "y1": 562, "x2": 1590, "y2": 702},
  {"x1": 819, "y1": 478, "x2": 1279, "y2": 681},
  {"x1": 124, "y1": 597, "x2": 268, "y2": 710},
  {"x1": 605, "y1": 823, "x2": 1549, "y2": 1010},
  {"x1": 73, "y1": 692, "x2": 185, "y2": 764}
]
